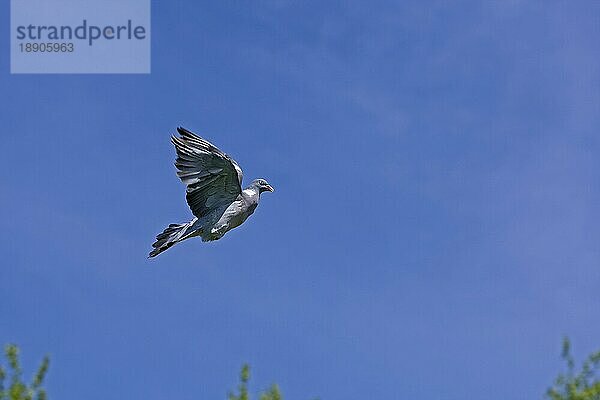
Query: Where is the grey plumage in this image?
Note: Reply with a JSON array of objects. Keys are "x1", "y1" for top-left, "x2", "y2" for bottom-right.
[{"x1": 149, "y1": 127, "x2": 273, "y2": 257}]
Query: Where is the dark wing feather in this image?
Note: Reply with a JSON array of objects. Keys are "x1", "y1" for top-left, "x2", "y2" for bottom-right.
[{"x1": 172, "y1": 127, "x2": 243, "y2": 218}]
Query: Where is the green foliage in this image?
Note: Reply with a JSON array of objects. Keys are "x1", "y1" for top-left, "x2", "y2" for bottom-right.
[
  {"x1": 8, "y1": 340, "x2": 599, "y2": 400},
  {"x1": 0, "y1": 345, "x2": 49, "y2": 400},
  {"x1": 228, "y1": 364, "x2": 282, "y2": 400},
  {"x1": 546, "y1": 338, "x2": 600, "y2": 400}
]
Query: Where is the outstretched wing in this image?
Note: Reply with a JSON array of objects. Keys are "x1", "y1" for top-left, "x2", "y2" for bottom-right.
[{"x1": 171, "y1": 127, "x2": 243, "y2": 218}]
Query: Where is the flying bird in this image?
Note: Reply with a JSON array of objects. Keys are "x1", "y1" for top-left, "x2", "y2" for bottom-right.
[{"x1": 149, "y1": 127, "x2": 274, "y2": 257}]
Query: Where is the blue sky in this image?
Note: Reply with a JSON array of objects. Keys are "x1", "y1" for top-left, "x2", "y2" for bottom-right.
[{"x1": 1, "y1": 1, "x2": 599, "y2": 399}]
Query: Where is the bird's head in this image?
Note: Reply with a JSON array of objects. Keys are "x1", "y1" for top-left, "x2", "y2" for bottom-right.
[{"x1": 252, "y1": 178, "x2": 274, "y2": 193}]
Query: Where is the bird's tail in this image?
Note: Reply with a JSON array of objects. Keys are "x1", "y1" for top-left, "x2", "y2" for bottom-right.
[{"x1": 149, "y1": 221, "x2": 193, "y2": 258}]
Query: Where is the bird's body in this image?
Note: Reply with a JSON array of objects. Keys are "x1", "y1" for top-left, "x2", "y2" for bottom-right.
[
  {"x1": 149, "y1": 128, "x2": 273, "y2": 257},
  {"x1": 191, "y1": 184, "x2": 260, "y2": 241}
]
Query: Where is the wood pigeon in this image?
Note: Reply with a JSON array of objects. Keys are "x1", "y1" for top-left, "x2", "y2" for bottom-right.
[{"x1": 149, "y1": 127, "x2": 274, "y2": 257}]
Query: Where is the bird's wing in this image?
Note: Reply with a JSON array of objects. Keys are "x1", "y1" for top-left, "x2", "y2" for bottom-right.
[{"x1": 171, "y1": 127, "x2": 243, "y2": 218}]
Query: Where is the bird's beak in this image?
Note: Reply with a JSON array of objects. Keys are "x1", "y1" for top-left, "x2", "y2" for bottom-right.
[{"x1": 265, "y1": 184, "x2": 274, "y2": 192}]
